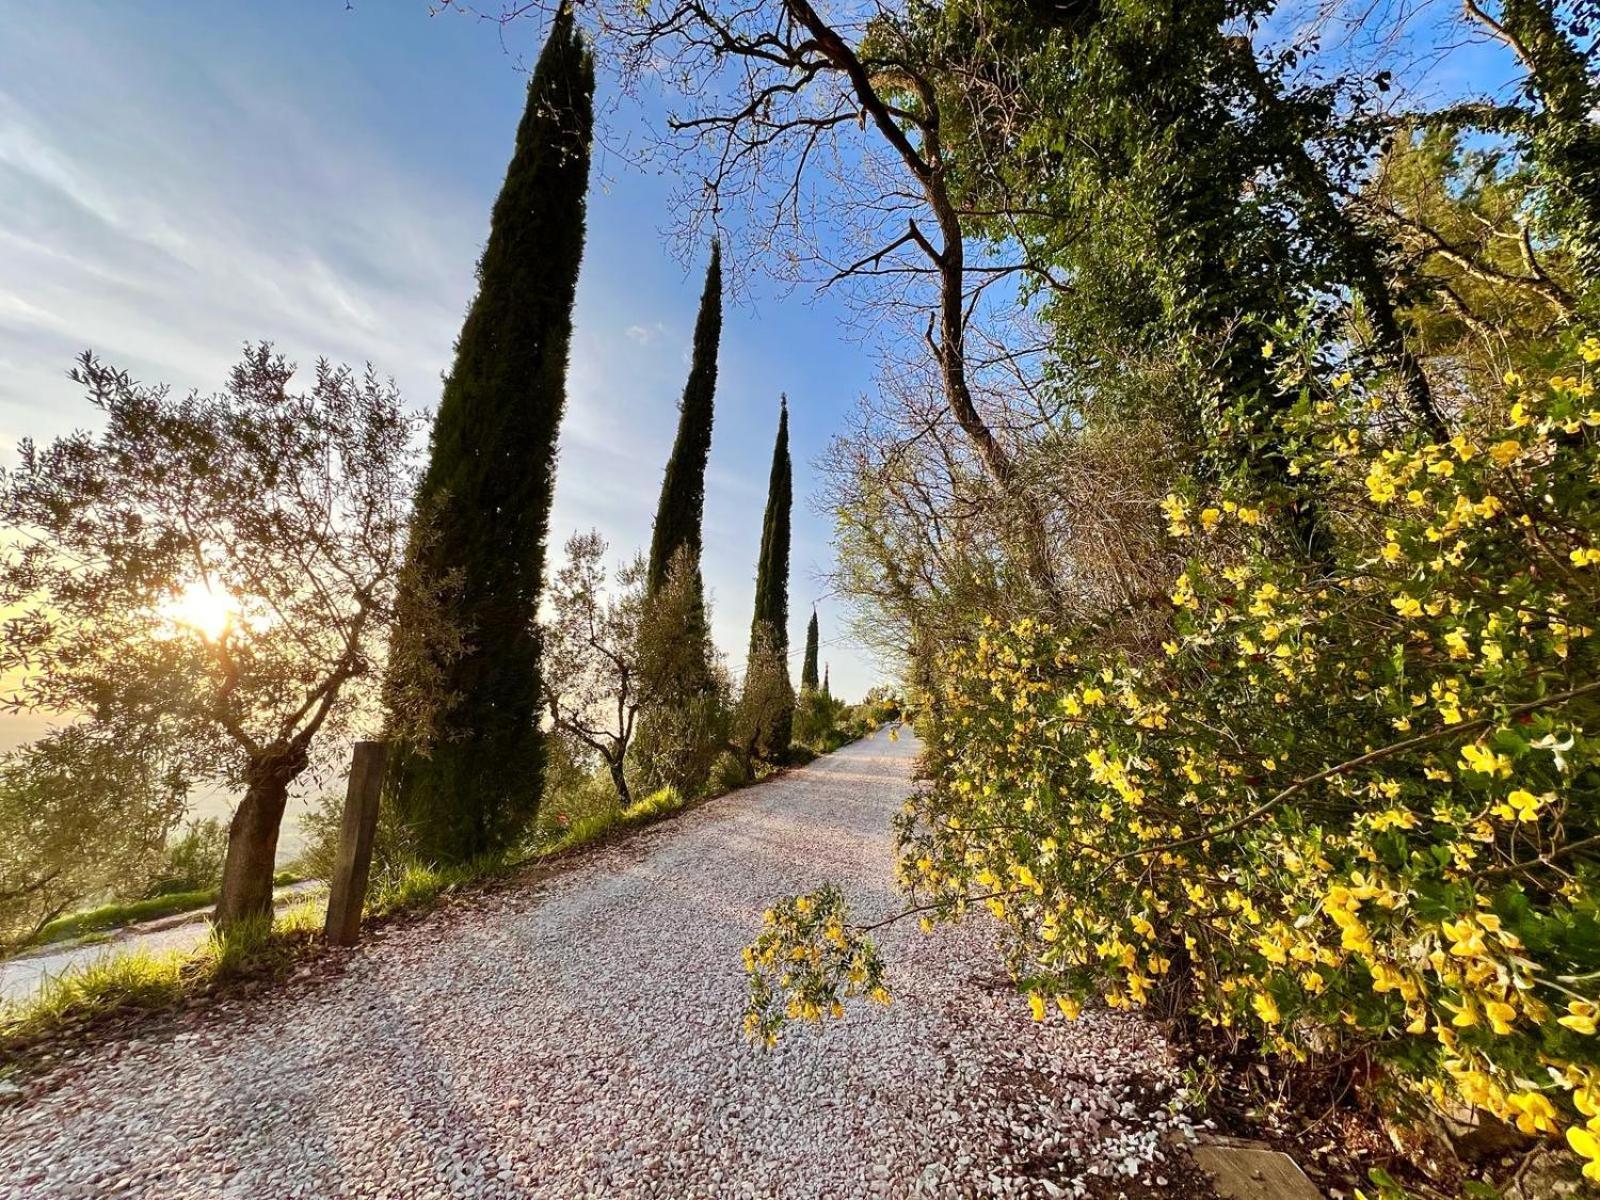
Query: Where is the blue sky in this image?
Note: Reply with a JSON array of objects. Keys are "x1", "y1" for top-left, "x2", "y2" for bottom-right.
[{"x1": 0, "y1": 0, "x2": 886, "y2": 740}]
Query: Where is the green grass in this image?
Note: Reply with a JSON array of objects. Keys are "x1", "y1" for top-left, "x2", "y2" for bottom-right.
[
  {"x1": 533, "y1": 785, "x2": 687, "y2": 857},
  {"x1": 28, "y1": 890, "x2": 219, "y2": 947},
  {"x1": 24, "y1": 870, "x2": 304, "y2": 950},
  {"x1": 0, "y1": 904, "x2": 317, "y2": 1046}
]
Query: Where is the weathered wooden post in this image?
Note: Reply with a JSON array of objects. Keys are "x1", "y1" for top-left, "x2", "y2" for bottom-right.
[{"x1": 323, "y1": 740, "x2": 389, "y2": 947}]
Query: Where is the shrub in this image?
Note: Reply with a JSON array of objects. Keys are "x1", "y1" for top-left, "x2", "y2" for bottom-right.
[
  {"x1": 793, "y1": 689, "x2": 849, "y2": 753},
  {"x1": 632, "y1": 548, "x2": 730, "y2": 796},
  {"x1": 709, "y1": 750, "x2": 750, "y2": 794},
  {"x1": 144, "y1": 818, "x2": 228, "y2": 898},
  {"x1": 746, "y1": 341, "x2": 1600, "y2": 1164},
  {"x1": 295, "y1": 787, "x2": 417, "y2": 889}
]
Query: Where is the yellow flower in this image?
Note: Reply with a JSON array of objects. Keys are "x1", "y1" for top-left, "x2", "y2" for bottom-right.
[
  {"x1": 1442, "y1": 918, "x2": 1487, "y2": 958},
  {"x1": 1484, "y1": 999, "x2": 1517, "y2": 1035},
  {"x1": 1559, "y1": 1001, "x2": 1598, "y2": 1035},
  {"x1": 1262, "y1": 340, "x2": 1275, "y2": 359},
  {"x1": 1459, "y1": 743, "x2": 1511, "y2": 778},
  {"x1": 1366, "y1": 465, "x2": 1398, "y2": 503},
  {"x1": 1028, "y1": 993, "x2": 1047, "y2": 1021},
  {"x1": 1568, "y1": 1127, "x2": 1600, "y2": 1181},
  {"x1": 1571, "y1": 547, "x2": 1600, "y2": 567},
  {"x1": 1493, "y1": 789, "x2": 1545, "y2": 823},
  {"x1": 1056, "y1": 995, "x2": 1082, "y2": 1020},
  {"x1": 1489, "y1": 439, "x2": 1520, "y2": 466},
  {"x1": 1161, "y1": 493, "x2": 1191, "y2": 537}
]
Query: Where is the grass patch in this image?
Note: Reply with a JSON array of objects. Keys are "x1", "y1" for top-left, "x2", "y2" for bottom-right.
[
  {"x1": 532, "y1": 785, "x2": 686, "y2": 858},
  {"x1": 23, "y1": 870, "x2": 304, "y2": 951},
  {"x1": 366, "y1": 859, "x2": 492, "y2": 918},
  {"x1": 0, "y1": 903, "x2": 318, "y2": 1047},
  {"x1": 28, "y1": 890, "x2": 217, "y2": 947}
]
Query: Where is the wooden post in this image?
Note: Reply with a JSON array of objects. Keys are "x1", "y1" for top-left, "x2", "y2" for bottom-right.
[{"x1": 323, "y1": 740, "x2": 389, "y2": 947}]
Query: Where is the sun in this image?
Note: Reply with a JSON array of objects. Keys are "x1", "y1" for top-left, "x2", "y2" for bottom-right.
[{"x1": 162, "y1": 580, "x2": 237, "y2": 641}]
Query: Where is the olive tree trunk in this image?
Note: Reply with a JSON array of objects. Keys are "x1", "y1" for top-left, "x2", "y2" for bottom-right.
[{"x1": 215, "y1": 748, "x2": 307, "y2": 929}]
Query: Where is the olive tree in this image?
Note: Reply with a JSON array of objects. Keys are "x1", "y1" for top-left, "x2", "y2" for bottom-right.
[
  {"x1": 541, "y1": 531, "x2": 648, "y2": 806},
  {"x1": 0, "y1": 346, "x2": 423, "y2": 929},
  {"x1": 0, "y1": 723, "x2": 187, "y2": 948}
]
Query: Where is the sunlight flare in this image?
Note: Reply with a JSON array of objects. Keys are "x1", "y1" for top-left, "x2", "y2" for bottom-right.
[{"x1": 161, "y1": 580, "x2": 236, "y2": 641}]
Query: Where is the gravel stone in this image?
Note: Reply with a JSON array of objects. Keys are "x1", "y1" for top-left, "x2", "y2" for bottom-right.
[{"x1": 0, "y1": 733, "x2": 1200, "y2": 1198}]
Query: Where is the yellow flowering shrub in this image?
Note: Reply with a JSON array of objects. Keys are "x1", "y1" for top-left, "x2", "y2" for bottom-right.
[
  {"x1": 745, "y1": 342, "x2": 1600, "y2": 1164},
  {"x1": 742, "y1": 884, "x2": 890, "y2": 1045}
]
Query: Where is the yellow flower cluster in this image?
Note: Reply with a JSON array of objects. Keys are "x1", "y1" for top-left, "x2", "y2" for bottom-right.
[
  {"x1": 742, "y1": 349, "x2": 1600, "y2": 1176},
  {"x1": 891, "y1": 353, "x2": 1600, "y2": 1150}
]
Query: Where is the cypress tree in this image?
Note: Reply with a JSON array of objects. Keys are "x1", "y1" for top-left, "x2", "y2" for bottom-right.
[
  {"x1": 740, "y1": 398, "x2": 794, "y2": 757},
  {"x1": 389, "y1": 8, "x2": 594, "y2": 864},
  {"x1": 647, "y1": 242, "x2": 721, "y2": 595},
  {"x1": 800, "y1": 609, "x2": 820, "y2": 692},
  {"x1": 749, "y1": 398, "x2": 792, "y2": 664},
  {"x1": 822, "y1": 663, "x2": 830, "y2": 700}
]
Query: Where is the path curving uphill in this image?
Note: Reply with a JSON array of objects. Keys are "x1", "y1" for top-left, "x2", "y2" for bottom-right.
[{"x1": 0, "y1": 733, "x2": 1199, "y2": 1200}]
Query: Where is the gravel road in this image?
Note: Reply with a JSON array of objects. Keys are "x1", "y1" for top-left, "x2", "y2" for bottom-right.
[{"x1": 0, "y1": 732, "x2": 1200, "y2": 1200}]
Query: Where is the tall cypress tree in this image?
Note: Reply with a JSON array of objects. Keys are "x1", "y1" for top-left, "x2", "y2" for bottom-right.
[
  {"x1": 822, "y1": 663, "x2": 830, "y2": 700},
  {"x1": 740, "y1": 398, "x2": 794, "y2": 758},
  {"x1": 647, "y1": 242, "x2": 721, "y2": 595},
  {"x1": 389, "y1": 8, "x2": 594, "y2": 864},
  {"x1": 749, "y1": 398, "x2": 792, "y2": 663},
  {"x1": 800, "y1": 609, "x2": 820, "y2": 692}
]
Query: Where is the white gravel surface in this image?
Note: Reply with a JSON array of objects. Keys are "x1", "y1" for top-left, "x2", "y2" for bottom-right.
[{"x1": 0, "y1": 732, "x2": 1202, "y2": 1199}]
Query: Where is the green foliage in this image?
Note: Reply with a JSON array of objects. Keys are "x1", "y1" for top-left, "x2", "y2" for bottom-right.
[
  {"x1": 144, "y1": 818, "x2": 228, "y2": 898},
  {"x1": 0, "y1": 725, "x2": 186, "y2": 951},
  {"x1": 366, "y1": 860, "x2": 487, "y2": 918},
  {"x1": 752, "y1": 342, "x2": 1600, "y2": 1166},
  {"x1": 801, "y1": 610, "x2": 820, "y2": 692},
  {"x1": 388, "y1": 7, "x2": 595, "y2": 865},
  {"x1": 531, "y1": 784, "x2": 685, "y2": 857},
  {"x1": 295, "y1": 787, "x2": 418, "y2": 891},
  {"x1": 792, "y1": 688, "x2": 851, "y2": 753},
  {"x1": 648, "y1": 242, "x2": 721, "y2": 595},
  {"x1": 739, "y1": 400, "x2": 794, "y2": 759},
  {"x1": 709, "y1": 750, "x2": 750, "y2": 794},
  {"x1": 737, "y1": 626, "x2": 794, "y2": 764},
  {"x1": 632, "y1": 548, "x2": 730, "y2": 795}
]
